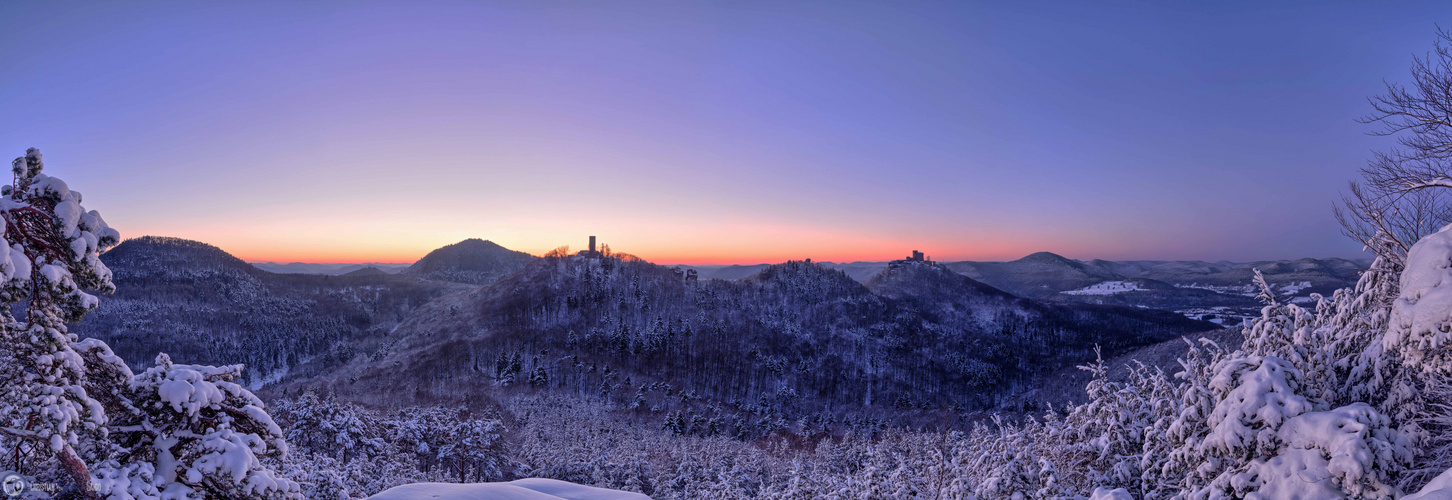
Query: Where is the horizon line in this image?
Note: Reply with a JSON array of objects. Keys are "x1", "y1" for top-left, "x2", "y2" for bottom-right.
[{"x1": 121, "y1": 233, "x2": 1372, "y2": 266}]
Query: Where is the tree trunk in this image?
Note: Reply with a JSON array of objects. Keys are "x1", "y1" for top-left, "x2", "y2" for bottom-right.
[{"x1": 57, "y1": 444, "x2": 98, "y2": 500}]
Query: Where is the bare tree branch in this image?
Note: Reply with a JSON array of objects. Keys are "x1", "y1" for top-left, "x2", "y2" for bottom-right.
[{"x1": 1341, "y1": 28, "x2": 1452, "y2": 266}]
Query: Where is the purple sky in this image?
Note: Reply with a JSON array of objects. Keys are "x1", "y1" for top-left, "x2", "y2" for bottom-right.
[{"x1": 2, "y1": 1, "x2": 1448, "y2": 264}]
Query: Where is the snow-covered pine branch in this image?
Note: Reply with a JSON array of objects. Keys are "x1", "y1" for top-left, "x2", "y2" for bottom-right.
[{"x1": 90, "y1": 354, "x2": 301, "y2": 499}]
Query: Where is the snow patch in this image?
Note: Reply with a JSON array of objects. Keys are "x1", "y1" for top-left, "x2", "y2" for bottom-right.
[
  {"x1": 1387, "y1": 222, "x2": 1452, "y2": 371},
  {"x1": 1090, "y1": 487, "x2": 1133, "y2": 500},
  {"x1": 1062, "y1": 280, "x2": 1146, "y2": 295},
  {"x1": 1406, "y1": 467, "x2": 1452, "y2": 500},
  {"x1": 368, "y1": 478, "x2": 651, "y2": 500}
]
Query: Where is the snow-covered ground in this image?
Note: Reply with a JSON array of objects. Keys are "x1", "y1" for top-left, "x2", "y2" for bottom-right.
[
  {"x1": 1062, "y1": 280, "x2": 1146, "y2": 295},
  {"x1": 1175, "y1": 282, "x2": 1257, "y2": 296},
  {"x1": 369, "y1": 478, "x2": 651, "y2": 500},
  {"x1": 1277, "y1": 280, "x2": 1313, "y2": 296},
  {"x1": 1176, "y1": 306, "x2": 1257, "y2": 326},
  {"x1": 1175, "y1": 281, "x2": 1314, "y2": 298},
  {"x1": 1406, "y1": 467, "x2": 1452, "y2": 500}
]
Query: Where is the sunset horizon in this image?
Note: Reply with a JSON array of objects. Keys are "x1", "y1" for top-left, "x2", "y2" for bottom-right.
[
  {"x1": 7, "y1": 1, "x2": 1426, "y2": 269},
  {"x1": 216, "y1": 234, "x2": 1373, "y2": 267}
]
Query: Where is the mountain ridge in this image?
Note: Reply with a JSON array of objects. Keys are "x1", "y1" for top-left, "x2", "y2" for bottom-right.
[
  {"x1": 75, "y1": 236, "x2": 472, "y2": 384},
  {"x1": 276, "y1": 254, "x2": 1214, "y2": 422}
]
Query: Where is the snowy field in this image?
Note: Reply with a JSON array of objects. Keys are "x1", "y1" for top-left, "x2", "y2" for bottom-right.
[
  {"x1": 1062, "y1": 280, "x2": 1146, "y2": 295},
  {"x1": 369, "y1": 478, "x2": 651, "y2": 500}
]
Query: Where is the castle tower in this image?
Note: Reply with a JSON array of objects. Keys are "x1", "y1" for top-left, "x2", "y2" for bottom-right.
[{"x1": 589, "y1": 236, "x2": 596, "y2": 254}]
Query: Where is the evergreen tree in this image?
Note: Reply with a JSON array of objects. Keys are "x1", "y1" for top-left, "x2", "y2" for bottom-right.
[
  {"x1": 91, "y1": 354, "x2": 301, "y2": 499},
  {"x1": 0, "y1": 148, "x2": 121, "y2": 496},
  {"x1": 0, "y1": 149, "x2": 296, "y2": 499}
]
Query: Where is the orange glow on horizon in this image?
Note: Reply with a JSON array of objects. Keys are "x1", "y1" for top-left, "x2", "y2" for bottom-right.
[
  {"x1": 194, "y1": 236, "x2": 1071, "y2": 266},
  {"x1": 119, "y1": 208, "x2": 1135, "y2": 267}
]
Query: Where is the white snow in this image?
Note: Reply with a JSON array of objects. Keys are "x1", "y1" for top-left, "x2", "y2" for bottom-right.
[
  {"x1": 10, "y1": 244, "x2": 29, "y2": 281},
  {"x1": 1089, "y1": 487, "x2": 1133, "y2": 500},
  {"x1": 1230, "y1": 403, "x2": 1410, "y2": 499},
  {"x1": 1202, "y1": 356, "x2": 1312, "y2": 457},
  {"x1": 154, "y1": 364, "x2": 228, "y2": 415},
  {"x1": 1387, "y1": 222, "x2": 1452, "y2": 371},
  {"x1": 368, "y1": 478, "x2": 651, "y2": 500},
  {"x1": 1231, "y1": 448, "x2": 1344, "y2": 499},
  {"x1": 1062, "y1": 280, "x2": 1146, "y2": 295},
  {"x1": 37, "y1": 264, "x2": 65, "y2": 285},
  {"x1": 1406, "y1": 467, "x2": 1452, "y2": 500},
  {"x1": 1278, "y1": 281, "x2": 1314, "y2": 296},
  {"x1": 53, "y1": 199, "x2": 80, "y2": 237}
]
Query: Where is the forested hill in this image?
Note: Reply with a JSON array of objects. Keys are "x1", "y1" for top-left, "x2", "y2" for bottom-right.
[
  {"x1": 285, "y1": 253, "x2": 1215, "y2": 423},
  {"x1": 403, "y1": 238, "x2": 537, "y2": 285},
  {"x1": 71, "y1": 236, "x2": 472, "y2": 385},
  {"x1": 864, "y1": 261, "x2": 1204, "y2": 355},
  {"x1": 943, "y1": 252, "x2": 1366, "y2": 301}
]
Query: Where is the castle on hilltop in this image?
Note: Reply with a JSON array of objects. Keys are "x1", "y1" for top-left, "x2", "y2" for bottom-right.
[
  {"x1": 888, "y1": 250, "x2": 934, "y2": 269},
  {"x1": 578, "y1": 235, "x2": 601, "y2": 257}
]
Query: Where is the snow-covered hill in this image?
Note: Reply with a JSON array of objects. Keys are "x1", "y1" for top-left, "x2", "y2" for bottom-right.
[
  {"x1": 278, "y1": 255, "x2": 1213, "y2": 425},
  {"x1": 688, "y1": 253, "x2": 1368, "y2": 324},
  {"x1": 72, "y1": 236, "x2": 471, "y2": 384}
]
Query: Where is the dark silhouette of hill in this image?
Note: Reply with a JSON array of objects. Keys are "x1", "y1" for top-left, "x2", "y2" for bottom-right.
[
  {"x1": 72, "y1": 236, "x2": 471, "y2": 385},
  {"x1": 250, "y1": 261, "x2": 410, "y2": 275},
  {"x1": 942, "y1": 253, "x2": 1371, "y2": 318},
  {"x1": 944, "y1": 252, "x2": 1118, "y2": 299},
  {"x1": 341, "y1": 266, "x2": 388, "y2": 277},
  {"x1": 403, "y1": 238, "x2": 537, "y2": 285}
]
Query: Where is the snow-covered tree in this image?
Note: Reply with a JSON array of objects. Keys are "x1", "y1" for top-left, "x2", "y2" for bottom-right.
[
  {"x1": 0, "y1": 149, "x2": 295, "y2": 499},
  {"x1": 1374, "y1": 221, "x2": 1452, "y2": 491},
  {"x1": 0, "y1": 148, "x2": 121, "y2": 496},
  {"x1": 1051, "y1": 352, "x2": 1176, "y2": 496},
  {"x1": 437, "y1": 414, "x2": 509, "y2": 483},
  {"x1": 273, "y1": 392, "x2": 377, "y2": 463},
  {"x1": 91, "y1": 354, "x2": 300, "y2": 499}
]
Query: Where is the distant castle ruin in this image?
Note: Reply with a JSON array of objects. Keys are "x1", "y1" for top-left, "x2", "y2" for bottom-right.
[
  {"x1": 579, "y1": 235, "x2": 602, "y2": 257},
  {"x1": 889, "y1": 249, "x2": 933, "y2": 269}
]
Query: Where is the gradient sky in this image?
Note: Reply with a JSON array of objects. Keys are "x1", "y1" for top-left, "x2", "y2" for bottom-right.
[{"x1": 2, "y1": 1, "x2": 1449, "y2": 264}]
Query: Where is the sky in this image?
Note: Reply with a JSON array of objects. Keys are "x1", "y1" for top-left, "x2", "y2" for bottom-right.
[{"x1": 2, "y1": 1, "x2": 1449, "y2": 265}]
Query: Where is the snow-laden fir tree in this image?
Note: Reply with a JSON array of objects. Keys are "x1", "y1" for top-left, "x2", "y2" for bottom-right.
[
  {"x1": 0, "y1": 148, "x2": 122, "y2": 496},
  {"x1": 0, "y1": 149, "x2": 296, "y2": 499},
  {"x1": 1374, "y1": 221, "x2": 1452, "y2": 490}
]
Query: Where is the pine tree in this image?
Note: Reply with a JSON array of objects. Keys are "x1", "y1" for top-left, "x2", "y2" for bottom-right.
[
  {"x1": 0, "y1": 149, "x2": 296, "y2": 499},
  {"x1": 0, "y1": 148, "x2": 120, "y2": 497}
]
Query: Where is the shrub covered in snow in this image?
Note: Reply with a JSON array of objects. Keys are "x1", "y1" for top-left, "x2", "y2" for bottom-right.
[{"x1": 90, "y1": 354, "x2": 300, "y2": 499}]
